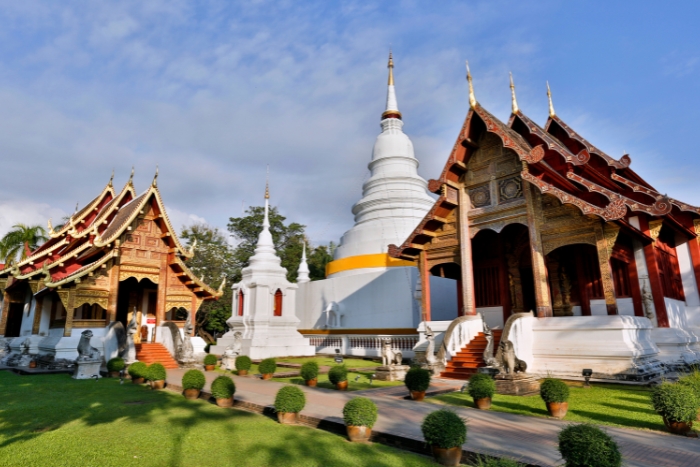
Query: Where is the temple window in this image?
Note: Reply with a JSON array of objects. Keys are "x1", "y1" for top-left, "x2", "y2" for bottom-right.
[
  {"x1": 274, "y1": 289, "x2": 283, "y2": 316},
  {"x1": 237, "y1": 290, "x2": 244, "y2": 316},
  {"x1": 74, "y1": 303, "x2": 106, "y2": 320},
  {"x1": 610, "y1": 258, "x2": 632, "y2": 298},
  {"x1": 655, "y1": 228, "x2": 685, "y2": 301}
]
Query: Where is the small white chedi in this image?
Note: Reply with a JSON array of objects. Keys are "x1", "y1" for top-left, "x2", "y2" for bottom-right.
[{"x1": 211, "y1": 182, "x2": 315, "y2": 359}]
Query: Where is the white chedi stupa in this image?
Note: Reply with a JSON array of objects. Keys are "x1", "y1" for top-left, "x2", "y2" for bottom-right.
[{"x1": 211, "y1": 181, "x2": 315, "y2": 359}]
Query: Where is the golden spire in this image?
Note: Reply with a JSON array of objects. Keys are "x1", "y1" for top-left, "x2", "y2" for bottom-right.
[
  {"x1": 108, "y1": 169, "x2": 114, "y2": 187},
  {"x1": 387, "y1": 50, "x2": 394, "y2": 86},
  {"x1": 466, "y1": 61, "x2": 476, "y2": 108},
  {"x1": 264, "y1": 165, "x2": 270, "y2": 200},
  {"x1": 547, "y1": 81, "x2": 556, "y2": 117},
  {"x1": 128, "y1": 166, "x2": 135, "y2": 185},
  {"x1": 510, "y1": 72, "x2": 519, "y2": 114},
  {"x1": 152, "y1": 165, "x2": 159, "y2": 187}
]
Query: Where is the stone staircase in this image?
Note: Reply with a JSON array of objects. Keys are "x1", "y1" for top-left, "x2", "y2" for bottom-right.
[
  {"x1": 134, "y1": 343, "x2": 179, "y2": 369},
  {"x1": 440, "y1": 329, "x2": 502, "y2": 380}
]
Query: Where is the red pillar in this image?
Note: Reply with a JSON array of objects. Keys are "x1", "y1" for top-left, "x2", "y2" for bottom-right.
[{"x1": 639, "y1": 217, "x2": 669, "y2": 328}]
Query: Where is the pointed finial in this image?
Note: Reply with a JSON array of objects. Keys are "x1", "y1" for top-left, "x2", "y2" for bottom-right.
[
  {"x1": 265, "y1": 165, "x2": 270, "y2": 200},
  {"x1": 47, "y1": 218, "x2": 56, "y2": 236},
  {"x1": 387, "y1": 50, "x2": 394, "y2": 86},
  {"x1": 510, "y1": 72, "x2": 519, "y2": 114},
  {"x1": 109, "y1": 169, "x2": 114, "y2": 187},
  {"x1": 74, "y1": 202, "x2": 79, "y2": 214},
  {"x1": 129, "y1": 166, "x2": 135, "y2": 184},
  {"x1": 466, "y1": 61, "x2": 476, "y2": 108},
  {"x1": 152, "y1": 165, "x2": 159, "y2": 187},
  {"x1": 547, "y1": 81, "x2": 556, "y2": 117}
]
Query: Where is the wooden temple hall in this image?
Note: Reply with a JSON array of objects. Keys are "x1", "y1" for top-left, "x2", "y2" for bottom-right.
[
  {"x1": 389, "y1": 70, "x2": 700, "y2": 339},
  {"x1": 0, "y1": 170, "x2": 222, "y2": 358}
]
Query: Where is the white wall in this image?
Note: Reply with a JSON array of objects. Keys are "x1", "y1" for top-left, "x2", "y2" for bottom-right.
[{"x1": 617, "y1": 297, "x2": 635, "y2": 316}]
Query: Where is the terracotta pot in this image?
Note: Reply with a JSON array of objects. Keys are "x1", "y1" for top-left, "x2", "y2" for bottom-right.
[
  {"x1": 261, "y1": 373, "x2": 273, "y2": 380},
  {"x1": 108, "y1": 371, "x2": 120, "y2": 378},
  {"x1": 277, "y1": 412, "x2": 298, "y2": 424},
  {"x1": 663, "y1": 416, "x2": 693, "y2": 435},
  {"x1": 237, "y1": 369, "x2": 248, "y2": 376},
  {"x1": 336, "y1": 380, "x2": 348, "y2": 391},
  {"x1": 305, "y1": 378, "x2": 318, "y2": 387},
  {"x1": 431, "y1": 446, "x2": 462, "y2": 466},
  {"x1": 546, "y1": 401, "x2": 568, "y2": 419},
  {"x1": 29, "y1": 361, "x2": 37, "y2": 369},
  {"x1": 475, "y1": 397, "x2": 492, "y2": 410},
  {"x1": 132, "y1": 377, "x2": 145, "y2": 384},
  {"x1": 151, "y1": 380, "x2": 165, "y2": 390},
  {"x1": 346, "y1": 425, "x2": 371, "y2": 442},
  {"x1": 183, "y1": 388, "x2": 201, "y2": 400},
  {"x1": 410, "y1": 390, "x2": 426, "y2": 401},
  {"x1": 205, "y1": 365, "x2": 215, "y2": 371},
  {"x1": 216, "y1": 397, "x2": 234, "y2": 408}
]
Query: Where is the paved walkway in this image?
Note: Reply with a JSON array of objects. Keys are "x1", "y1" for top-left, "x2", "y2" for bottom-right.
[{"x1": 165, "y1": 369, "x2": 700, "y2": 467}]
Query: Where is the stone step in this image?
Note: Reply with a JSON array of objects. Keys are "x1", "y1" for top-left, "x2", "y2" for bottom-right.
[{"x1": 135, "y1": 343, "x2": 179, "y2": 369}]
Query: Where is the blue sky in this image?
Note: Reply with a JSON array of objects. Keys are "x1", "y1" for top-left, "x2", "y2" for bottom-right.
[{"x1": 0, "y1": 1, "x2": 698, "y2": 246}]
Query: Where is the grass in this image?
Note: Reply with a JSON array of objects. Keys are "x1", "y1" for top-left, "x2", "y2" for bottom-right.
[
  {"x1": 275, "y1": 356, "x2": 381, "y2": 368},
  {"x1": 0, "y1": 371, "x2": 436, "y2": 467},
  {"x1": 429, "y1": 381, "x2": 666, "y2": 432},
  {"x1": 273, "y1": 370, "x2": 403, "y2": 391}
]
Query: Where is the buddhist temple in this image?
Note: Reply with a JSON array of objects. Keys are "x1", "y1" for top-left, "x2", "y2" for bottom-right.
[
  {"x1": 389, "y1": 66, "x2": 700, "y2": 381},
  {"x1": 0, "y1": 170, "x2": 222, "y2": 361}
]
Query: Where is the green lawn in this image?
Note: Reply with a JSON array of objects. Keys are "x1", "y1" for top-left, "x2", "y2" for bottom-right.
[
  {"x1": 275, "y1": 356, "x2": 381, "y2": 368},
  {"x1": 429, "y1": 382, "x2": 666, "y2": 432},
  {"x1": 0, "y1": 371, "x2": 435, "y2": 467},
  {"x1": 273, "y1": 370, "x2": 404, "y2": 391}
]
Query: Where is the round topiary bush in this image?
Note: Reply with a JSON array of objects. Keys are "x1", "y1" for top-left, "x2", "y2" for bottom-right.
[
  {"x1": 107, "y1": 357, "x2": 125, "y2": 373},
  {"x1": 300, "y1": 361, "x2": 319, "y2": 381},
  {"x1": 128, "y1": 361, "x2": 147, "y2": 379},
  {"x1": 146, "y1": 363, "x2": 166, "y2": 381},
  {"x1": 421, "y1": 409, "x2": 467, "y2": 449},
  {"x1": 540, "y1": 378, "x2": 570, "y2": 403},
  {"x1": 342, "y1": 397, "x2": 378, "y2": 428},
  {"x1": 182, "y1": 369, "x2": 206, "y2": 391},
  {"x1": 328, "y1": 365, "x2": 348, "y2": 384},
  {"x1": 405, "y1": 367, "x2": 431, "y2": 392},
  {"x1": 558, "y1": 423, "x2": 622, "y2": 467},
  {"x1": 203, "y1": 354, "x2": 218, "y2": 366},
  {"x1": 211, "y1": 375, "x2": 236, "y2": 399},
  {"x1": 651, "y1": 382, "x2": 698, "y2": 423},
  {"x1": 236, "y1": 355, "x2": 252, "y2": 371},
  {"x1": 274, "y1": 386, "x2": 306, "y2": 414},
  {"x1": 258, "y1": 358, "x2": 277, "y2": 375},
  {"x1": 468, "y1": 373, "x2": 496, "y2": 400}
]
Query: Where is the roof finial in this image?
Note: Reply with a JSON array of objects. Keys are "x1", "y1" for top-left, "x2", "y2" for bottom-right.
[
  {"x1": 547, "y1": 81, "x2": 556, "y2": 117},
  {"x1": 387, "y1": 49, "x2": 394, "y2": 86},
  {"x1": 109, "y1": 169, "x2": 114, "y2": 187},
  {"x1": 74, "y1": 202, "x2": 79, "y2": 214},
  {"x1": 466, "y1": 61, "x2": 476, "y2": 108},
  {"x1": 382, "y1": 50, "x2": 401, "y2": 120},
  {"x1": 129, "y1": 166, "x2": 135, "y2": 185},
  {"x1": 510, "y1": 72, "x2": 519, "y2": 114},
  {"x1": 152, "y1": 165, "x2": 159, "y2": 187},
  {"x1": 265, "y1": 165, "x2": 270, "y2": 200}
]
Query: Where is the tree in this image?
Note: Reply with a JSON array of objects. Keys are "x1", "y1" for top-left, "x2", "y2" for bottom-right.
[
  {"x1": 180, "y1": 223, "x2": 237, "y2": 343},
  {"x1": 308, "y1": 242, "x2": 335, "y2": 280},
  {"x1": 0, "y1": 224, "x2": 48, "y2": 264}
]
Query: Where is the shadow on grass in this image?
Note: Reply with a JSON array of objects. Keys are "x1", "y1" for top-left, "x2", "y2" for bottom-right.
[{"x1": 570, "y1": 408, "x2": 663, "y2": 431}]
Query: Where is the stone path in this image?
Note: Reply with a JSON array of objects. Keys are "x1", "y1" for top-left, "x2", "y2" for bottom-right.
[{"x1": 165, "y1": 369, "x2": 700, "y2": 467}]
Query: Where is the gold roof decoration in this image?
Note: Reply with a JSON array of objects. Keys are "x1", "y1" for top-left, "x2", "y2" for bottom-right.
[
  {"x1": 466, "y1": 61, "x2": 477, "y2": 109},
  {"x1": 217, "y1": 276, "x2": 227, "y2": 297},
  {"x1": 510, "y1": 72, "x2": 519, "y2": 114},
  {"x1": 387, "y1": 50, "x2": 394, "y2": 86},
  {"x1": 547, "y1": 81, "x2": 556, "y2": 117}
]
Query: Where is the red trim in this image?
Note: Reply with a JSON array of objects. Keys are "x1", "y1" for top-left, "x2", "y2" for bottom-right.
[
  {"x1": 274, "y1": 289, "x2": 283, "y2": 317},
  {"x1": 237, "y1": 290, "x2": 244, "y2": 317}
]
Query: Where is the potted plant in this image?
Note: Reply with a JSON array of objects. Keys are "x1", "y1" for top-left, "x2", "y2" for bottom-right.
[
  {"x1": 651, "y1": 382, "x2": 698, "y2": 435},
  {"x1": 182, "y1": 369, "x2": 206, "y2": 400},
  {"x1": 342, "y1": 397, "x2": 377, "y2": 442},
  {"x1": 147, "y1": 363, "x2": 167, "y2": 390},
  {"x1": 328, "y1": 364, "x2": 348, "y2": 390},
  {"x1": 558, "y1": 423, "x2": 622, "y2": 467},
  {"x1": 236, "y1": 355, "x2": 252, "y2": 376},
  {"x1": 128, "y1": 362, "x2": 148, "y2": 384},
  {"x1": 258, "y1": 358, "x2": 277, "y2": 380},
  {"x1": 29, "y1": 359, "x2": 37, "y2": 369},
  {"x1": 274, "y1": 386, "x2": 306, "y2": 424},
  {"x1": 300, "y1": 361, "x2": 319, "y2": 387},
  {"x1": 468, "y1": 373, "x2": 496, "y2": 410},
  {"x1": 421, "y1": 409, "x2": 467, "y2": 466},
  {"x1": 679, "y1": 370, "x2": 700, "y2": 420},
  {"x1": 540, "y1": 378, "x2": 570, "y2": 419},
  {"x1": 404, "y1": 367, "x2": 431, "y2": 401},
  {"x1": 106, "y1": 357, "x2": 125, "y2": 378},
  {"x1": 211, "y1": 375, "x2": 236, "y2": 407},
  {"x1": 203, "y1": 354, "x2": 218, "y2": 371}
]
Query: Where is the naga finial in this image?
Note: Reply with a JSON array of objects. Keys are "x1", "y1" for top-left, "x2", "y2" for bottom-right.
[
  {"x1": 547, "y1": 81, "x2": 556, "y2": 117},
  {"x1": 510, "y1": 72, "x2": 519, "y2": 114},
  {"x1": 466, "y1": 61, "x2": 476, "y2": 108}
]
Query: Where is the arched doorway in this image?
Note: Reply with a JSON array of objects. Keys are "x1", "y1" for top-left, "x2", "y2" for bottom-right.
[{"x1": 116, "y1": 277, "x2": 158, "y2": 343}]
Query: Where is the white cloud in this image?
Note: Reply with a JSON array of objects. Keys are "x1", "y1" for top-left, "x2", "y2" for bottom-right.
[{"x1": 0, "y1": 200, "x2": 67, "y2": 238}]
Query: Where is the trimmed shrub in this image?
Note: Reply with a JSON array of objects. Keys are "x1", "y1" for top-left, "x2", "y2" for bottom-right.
[
  {"x1": 300, "y1": 361, "x2": 319, "y2": 381},
  {"x1": 258, "y1": 358, "x2": 277, "y2": 375},
  {"x1": 128, "y1": 361, "x2": 147, "y2": 379},
  {"x1": 421, "y1": 409, "x2": 467, "y2": 449},
  {"x1": 182, "y1": 369, "x2": 206, "y2": 391},
  {"x1": 540, "y1": 378, "x2": 570, "y2": 403},
  {"x1": 342, "y1": 397, "x2": 378, "y2": 428},
  {"x1": 678, "y1": 370, "x2": 700, "y2": 397},
  {"x1": 106, "y1": 357, "x2": 125, "y2": 373},
  {"x1": 211, "y1": 375, "x2": 236, "y2": 399},
  {"x1": 468, "y1": 373, "x2": 495, "y2": 400},
  {"x1": 203, "y1": 354, "x2": 218, "y2": 366},
  {"x1": 236, "y1": 355, "x2": 252, "y2": 371},
  {"x1": 405, "y1": 367, "x2": 431, "y2": 392},
  {"x1": 274, "y1": 386, "x2": 306, "y2": 414},
  {"x1": 146, "y1": 363, "x2": 166, "y2": 382},
  {"x1": 558, "y1": 423, "x2": 622, "y2": 467},
  {"x1": 328, "y1": 365, "x2": 348, "y2": 385},
  {"x1": 651, "y1": 382, "x2": 698, "y2": 423}
]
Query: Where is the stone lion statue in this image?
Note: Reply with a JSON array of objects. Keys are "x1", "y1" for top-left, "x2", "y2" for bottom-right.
[
  {"x1": 77, "y1": 330, "x2": 101, "y2": 361},
  {"x1": 499, "y1": 339, "x2": 527, "y2": 374},
  {"x1": 381, "y1": 339, "x2": 402, "y2": 366}
]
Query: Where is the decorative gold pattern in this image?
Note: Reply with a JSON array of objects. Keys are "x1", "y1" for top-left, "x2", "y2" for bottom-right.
[{"x1": 649, "y1": 220, "x2": 664, "y2": 242}]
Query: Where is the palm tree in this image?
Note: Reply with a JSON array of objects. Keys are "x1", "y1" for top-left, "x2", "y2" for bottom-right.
[{"x1": 0, "y1": 224, "x2": 48, "y2": 264}]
